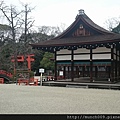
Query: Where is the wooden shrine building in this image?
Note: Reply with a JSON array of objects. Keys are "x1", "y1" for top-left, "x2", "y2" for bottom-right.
[{"x1": 30, "y1": 9, "x2": 120, "y2": 83}]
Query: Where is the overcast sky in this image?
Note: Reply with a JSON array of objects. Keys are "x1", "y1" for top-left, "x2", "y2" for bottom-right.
[{"x1": 1, "y1": 0, "x2": 120, "y2": 30}]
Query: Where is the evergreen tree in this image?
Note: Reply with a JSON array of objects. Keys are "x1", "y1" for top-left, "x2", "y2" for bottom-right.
[
  {"x1": 112, "y1": 23, "x2": 120, "y2": 34},
  {"x1": 40, "y1": 52, "x2": 55, "y2": 72}
]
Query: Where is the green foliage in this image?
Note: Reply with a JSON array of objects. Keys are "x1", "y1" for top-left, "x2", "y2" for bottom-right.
[
  {"x1": 31, "y1": 50, "x2": 44, "y2": 72},
  {"x1": 0, "y1": 22, "x2": 63, "y2": 78},
  {"x1": 40, "y1": 52, "x2": 55, "y2": 71},
  {"x1": 29, "y1": 71, "x2": 34, "y2": 78},
  {"x1": 0, "y1": 44, "x2": 13, "y2": 71},
  {"x1": 0, "y1": 0, "x2": 64, "y2": 80}
]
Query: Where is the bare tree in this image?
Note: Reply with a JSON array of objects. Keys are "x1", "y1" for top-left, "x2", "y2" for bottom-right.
[
  {"x1": 0, "y1": 24, "x2": 11, "y2": 46},
  {"x1": 38, "y1": 24, "x2": 67, "y2": 37},
  {"x1": 104, "y1": 17, "x2": 120, "y2": 31},
  {"x1": 16, "y1": 3, "x2": 35, "y2": 70},
  {"x1": 19, "y1": 3, "x2": 35, "y2": 44},
  {"x1": 0, "y1": 1, "x2": 23, "y2": 75},
  {"x1": 0, "y1": 1, "x2": 23, "y2": 42}
]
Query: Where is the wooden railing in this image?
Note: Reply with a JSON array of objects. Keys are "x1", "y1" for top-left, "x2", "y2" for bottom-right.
[
  {"x1": 29, "y1": 78, "x2": 38, "y2": 86},
  {"x1": 17, "y1": 78, "x2": 29, "y2": 85},
  {"x1": 17, "y1": 78, "x2": 38, "y2": 86},
  {"x1": 0, "y1": 78, "x2": 4, "y2": 84}
]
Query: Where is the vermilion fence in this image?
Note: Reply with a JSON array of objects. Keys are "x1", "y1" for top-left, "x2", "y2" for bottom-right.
[{"x1": 0, "y1": 70, "x2": 13, "y2": 78}]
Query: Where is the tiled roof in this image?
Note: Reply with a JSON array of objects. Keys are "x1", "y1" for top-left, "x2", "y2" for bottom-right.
[
  {"x1": 80, "y1": 13, "x2": 113, "y2": 34},
  {"x1": 52, "y1": 10, "x2": 113, "y2": 39},
  {"x1": 30, "y1": 10, "x2": 120, "y2": 48},
  {"x1": 31, "y1": 34, "x2": 120, "y2": 47}
]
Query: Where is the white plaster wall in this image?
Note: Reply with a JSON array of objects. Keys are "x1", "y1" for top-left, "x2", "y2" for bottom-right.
[
  {"x1": 93, "y1": 47, "x2": 111, "y2": 53},
  {"x1": 56, "y1": 47, "x2": 112, "y2": 60},
  {"x1": 57, "y1": 49, "x2": 71, "y2": 54},
  {"x1": 57, "y1": 55, "x2": 71, "y2": 60},
  {"x1": 93, "y1": 54, "x2": 111, "y2": 59},
  {"x1": 74, "y1": 55, "x2": 90, "y2": 60},
  {"x1": 74, "y1": 48, "x2": 90, "y2": 53}
]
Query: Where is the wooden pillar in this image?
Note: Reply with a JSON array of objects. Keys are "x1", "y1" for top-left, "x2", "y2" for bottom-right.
[
  {"x1": 75, "y1": 66, "x2": 77, "y2": 78},
  {"x1": 119, "y1": 49, "x2": 120, "y2": 77},
  {"x1": 63, "y1": 66, "x2": 66, "y2": 79},
  {"x1": 115, "y1": 47, "x2": 117, "y2": 81},
  {"x1": 76, "y1": 66, "x2": 78, "y2": 78},
  {"x1": 111, "y1": 45, "x2": 114, "y2": 82},
  {"x1": 90, "y1": 48, "x2": 93, "y2": 82},
  {"x1": 87, "y1": 66, "x2": 90, "y2": 77},
  {"x1": 108, "y1": 66, "x2": 111, "y2": 78},
  {"x1": 71, "y1": 49, "x2": 74, "y2": 81},
  {"x1": 117, "y1": 47, "x2": 120, "y2": 81},
  {"x1": 117, "y1": 49, "x2": 119, "y2": 77},
  {"x1": 54, "y1": 50, "x2": 57, "y2": 81},
  {"x1": 68, "y1": 66, "x2": 70, "y2": 79},
  {"x1": 95, "y1": 66, "x2": 97, "y2": 78},
  {"x1": 82, "y1": 66, "x2": 85, "y2": 77}
]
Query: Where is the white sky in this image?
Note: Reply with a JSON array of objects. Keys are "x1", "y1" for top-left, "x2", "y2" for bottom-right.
[{"x1": 1, "y1": 0, "x2": 120, "y2": 30}]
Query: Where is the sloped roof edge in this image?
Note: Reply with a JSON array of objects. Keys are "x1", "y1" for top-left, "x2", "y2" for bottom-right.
[
  {"x1": 52, "y1": 10, "x2": 114, "y2": 40},
  {"x1": 30, "y1": 34, "x2": 120, "y2": 47}
]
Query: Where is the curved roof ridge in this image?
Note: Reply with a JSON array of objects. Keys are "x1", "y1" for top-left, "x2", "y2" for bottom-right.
[
  {"x1": 52, "y1": 10, "x2": 114, "y2": 40},
  {"x1": 82, "y1": 13, "x2": 114, "y2": 34}
]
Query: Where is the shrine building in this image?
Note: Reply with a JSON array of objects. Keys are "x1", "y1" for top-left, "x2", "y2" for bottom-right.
[{"x1": 30, "y1": 9, "x2": 120, "y2": 83}]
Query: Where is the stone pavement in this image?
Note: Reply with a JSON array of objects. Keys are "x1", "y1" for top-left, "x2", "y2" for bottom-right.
[{"x1": 0, "y1": 84, "x2": 120, "y2": 114}]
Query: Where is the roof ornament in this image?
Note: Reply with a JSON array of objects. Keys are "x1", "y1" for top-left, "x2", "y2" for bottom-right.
[
  {"x1": 78, "y1": 9, "x2": 84, "y2": 15},
  {"x1": 75, "y1": 9, "x2": 85, "y2": 19}
]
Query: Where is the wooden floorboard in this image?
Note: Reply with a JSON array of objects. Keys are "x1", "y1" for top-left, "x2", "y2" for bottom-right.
[{"x1": 43, "y1": 78, "x2": 120, "y2": 90}]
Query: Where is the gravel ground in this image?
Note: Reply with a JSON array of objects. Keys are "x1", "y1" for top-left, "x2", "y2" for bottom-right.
[{"x1": 0, "y1": 84, "x2": 120, "y2": 114}]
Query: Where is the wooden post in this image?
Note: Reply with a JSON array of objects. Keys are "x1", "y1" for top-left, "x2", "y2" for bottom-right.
[
  {"x1": 90, "y1": 48, "x2": 93, "y2": 82},
  {"x1": 115, "y1": 47, "x2": 118, "y2": 81},
  {"x1": 63, "y1": 66, "x2": 66, "y2": 79},
  {"x1": 87, "y1": 66, "x2": 89, "y2": 77},
  {"x1": 82, "y1": 66, "x2": 85, "y2": 77},
  {"x1": 68, "y1": 66, "x2": 70, "y2": 79},
  {"x1": 76, "y1": 66, "x2": 79, "y2": 78},
  {"x1": 71, "y1": 49, "x2": 74, "y2": 81},
  {"x1": 111, "y1": 45, "x2": 114, "y2": 82},
  {"x1": 54, "y1": 51, "x2": 57, "y2": 81},
  {"x1": 95, "y1": 66, "x2": 97, "y2": 78},
  {"x1": 119, "y1": 49, "x2": 120, "y2": 78},
  {"x1": 108, "y1": 66, "x2": 111, "y2": 79}
]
